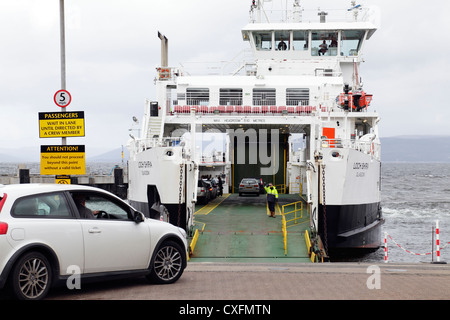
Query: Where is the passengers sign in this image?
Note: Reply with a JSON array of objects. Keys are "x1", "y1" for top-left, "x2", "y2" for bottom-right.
[{"x1": 39, "y1": 111, "x2": 85, "y2": 138}]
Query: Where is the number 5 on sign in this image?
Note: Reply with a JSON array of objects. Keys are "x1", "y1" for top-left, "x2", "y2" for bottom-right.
[{"x1": 54, "y1": 89, "x2": 72, "y2": 108}]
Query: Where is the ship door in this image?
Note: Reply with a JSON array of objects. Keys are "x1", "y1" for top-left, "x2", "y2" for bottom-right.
[
  {"x1": 322, "y1": 127, "x2": 335, "y2": 148},
  {"x1": 150, "y1": 101, "x2": 159, "y2": 117}
]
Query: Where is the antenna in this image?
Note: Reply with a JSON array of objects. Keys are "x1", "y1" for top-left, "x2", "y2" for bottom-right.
[
  {"x1": 292, "y1": 0, "x2": 303, "y2": 22},
  {"x1": 348, "y1": 1, "x2": 362, "y2": 21}
]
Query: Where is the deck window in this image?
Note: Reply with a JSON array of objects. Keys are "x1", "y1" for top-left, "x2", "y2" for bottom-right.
[
  {"x1": 253, "y1": 88, "x2": 276, "y2": 105},
  {"x1": 286, "y1": 88, "x2": 309, "y2": 106},
  {"x1": 275, "y1": 31, "x2": 290, "y2": 51},
  {"x1": 186, "y1": 88, "x2": 209, "y2": 105},
  {"x1": 220, "y1": 89, "x2": 243, "y2": 106},
  {"x1": 311, "y1": 31, "x2": 338, "y2": 56},
  {"x1": 254, "y1": 31, "x2": 273, "y2": 51},
  {"x1": 341, "y1": 30, "x2": 365, "y2": 56},
  {"x1": 293, "y1": 31, "x2": 308, "y2": 51}
]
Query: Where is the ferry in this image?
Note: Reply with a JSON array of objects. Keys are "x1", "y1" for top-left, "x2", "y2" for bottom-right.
[{"x1": 127, "y1": 0, "x2": 384, "y2": 259}]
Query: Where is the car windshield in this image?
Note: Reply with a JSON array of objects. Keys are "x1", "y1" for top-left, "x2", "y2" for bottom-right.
[{"x1": 241, "y1": 179, "x2": 257, "y2": 184}]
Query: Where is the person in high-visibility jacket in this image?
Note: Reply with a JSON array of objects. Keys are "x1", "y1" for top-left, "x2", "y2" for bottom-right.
[{"x1": 264, "y1": 183, "x2": 278, "y2": 218}]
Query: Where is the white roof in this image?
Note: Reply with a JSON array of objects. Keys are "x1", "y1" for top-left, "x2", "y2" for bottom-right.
[{"x1": 242, "y1": 21, "x2": 377, "y2": 39}]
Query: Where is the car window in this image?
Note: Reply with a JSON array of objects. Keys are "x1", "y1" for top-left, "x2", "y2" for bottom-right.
[
  {"x1": 71, "y1": 192, "x2": 132, "y2": 220},
  {"x1": 241, "y1": 179, "x2": 257, "y2": 184},
  {"x1": 12, "y1": 192, "x2": 72, "y2": 218}
]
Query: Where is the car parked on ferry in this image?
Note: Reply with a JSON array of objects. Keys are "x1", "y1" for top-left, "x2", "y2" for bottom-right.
[
  {"x1": 238, "y1": 178, "x2": 261, "y2": 196},
  {"x1": 0, "y1": 184, "x2": 188, "y2": 300},
  {"x1": 197, "y1": 180, "x2": 212, "y2": 204}
]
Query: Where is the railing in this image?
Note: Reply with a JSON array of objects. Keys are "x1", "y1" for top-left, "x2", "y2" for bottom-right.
[
  {"x1": 288, "y1": 182, "x2": 303, "y2": 195},
  {"x1": 274, "y1": 184, "x2": 286, "y2": 194},
  {"x1": 281, "y1": 200, "x2": 308, "y2": 256},
  {"x1": 282, "y1": 201, "x2": 304, "y2": 228},
  {"x1": 282, "y1": 215, "x2": 287, "y2": 255},
  {"x1": 251, "y1": 6, "x2": 376, "y2": 24},
  {"x1": 127, "y1": 137, "x2": 183, "y2": 156},
  {"x1": 168, "y1": 104, "x2": 373, "y2": 116},
  {"x1": 170, "y1": 105, "x2": 317, "y2": 116},
  {"x1": 321, "y1": 138, "x2": 381, "y2": 158}
]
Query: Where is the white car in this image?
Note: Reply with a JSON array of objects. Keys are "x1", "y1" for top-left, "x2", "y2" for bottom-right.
[{"x1": 0, "y1": 184, "x2": 188, "y2": 300}]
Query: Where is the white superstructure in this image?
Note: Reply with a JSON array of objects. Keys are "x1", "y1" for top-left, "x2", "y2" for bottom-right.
[{"x1": 127, "y1": 0, "x2": 383, "y2": 253}]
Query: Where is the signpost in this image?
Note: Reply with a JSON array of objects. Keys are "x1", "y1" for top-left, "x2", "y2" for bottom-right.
[{"x1": 38, "y1": 1, "x2": 86, "y2": 182}]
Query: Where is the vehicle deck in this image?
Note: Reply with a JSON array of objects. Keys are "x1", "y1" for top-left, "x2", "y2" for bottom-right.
[{"x1": 190, "y1": 193, "x2": 312, "y2": 263}]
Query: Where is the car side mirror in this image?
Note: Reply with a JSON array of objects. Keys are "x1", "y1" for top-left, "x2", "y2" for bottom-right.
[{"x1": 133, "y1": 211, "x2": 145, "y2": 223}]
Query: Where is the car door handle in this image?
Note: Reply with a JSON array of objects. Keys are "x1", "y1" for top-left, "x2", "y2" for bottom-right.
[{"x1": 88, "y1": 228, "x2": 102, "y2": 234}]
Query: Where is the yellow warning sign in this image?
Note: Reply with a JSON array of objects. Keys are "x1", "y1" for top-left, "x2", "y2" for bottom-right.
[
  {"x1": 39, "y1": 111, "x2": 85, "y2": 138},
  {"x1": 40, "y1": 145, "x2": 86, "y2": 175},
  {"x1": 55, "y1": 175, "x2": 71, "y2": 184}
]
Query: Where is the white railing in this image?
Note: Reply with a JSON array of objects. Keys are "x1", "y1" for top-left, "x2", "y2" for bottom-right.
[
  {"x1": 128, "y1": 137, "x2": 183, "y2": 155},
  {"x1": 167, "y1": 103, "x2": 374, "y2": 116},
  {"x1": 169, "y1": 104, "x2": 317, "y2": 115},
  {"x1": 321, "y1": 138, "x2": 380, "y2": 159},
  {"x1": 251, "y1": 5, "x2": 376, "y2": 24}
]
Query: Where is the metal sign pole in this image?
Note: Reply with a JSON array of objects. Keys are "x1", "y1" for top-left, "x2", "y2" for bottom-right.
[{"x1": 59, "y1": 0, "x2": 67, "y2": 146}]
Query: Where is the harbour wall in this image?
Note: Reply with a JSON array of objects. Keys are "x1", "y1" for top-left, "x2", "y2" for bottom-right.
[{"x1": 0, "y1": 168, "x2": 128, "y2": 199}]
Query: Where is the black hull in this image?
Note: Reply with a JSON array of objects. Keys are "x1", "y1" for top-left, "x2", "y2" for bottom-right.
[{"x1": 318, "y1": 202, "x2": 384, "y2": 255}]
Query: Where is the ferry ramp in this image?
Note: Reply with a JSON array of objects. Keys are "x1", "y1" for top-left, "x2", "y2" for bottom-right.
[{"x1": 191, "y1": 193, "x2": 311, "y2": 263}]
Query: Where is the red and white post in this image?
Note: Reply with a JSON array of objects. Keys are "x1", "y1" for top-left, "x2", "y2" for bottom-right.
[
  {"x1": 436, "y1": 220, "x2": 440, "y2": 263},
  {"x1": 384, "y1": 232, "x2": 388, "y2": 263}
]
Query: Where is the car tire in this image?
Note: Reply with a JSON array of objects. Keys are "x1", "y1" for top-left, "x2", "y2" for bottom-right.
[
  {"x1": 9, "y1": 251, "x2": 53, "y2": 300},
  {"x1": 147, "y1": 240, "x2": 185, "y2": 284}
]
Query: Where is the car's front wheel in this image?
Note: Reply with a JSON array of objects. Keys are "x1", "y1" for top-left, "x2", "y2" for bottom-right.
[
  {"x1": 147, "y1": 240, "x2": 185, "y2": 284},
  {"x1": 9, "y1": 252, "x2": 53, "y2": 300}
]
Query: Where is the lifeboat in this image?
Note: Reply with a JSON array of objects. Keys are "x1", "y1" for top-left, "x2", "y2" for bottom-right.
[{"x1": 338, "y1": 90, "x2": 373, "y2": 111}]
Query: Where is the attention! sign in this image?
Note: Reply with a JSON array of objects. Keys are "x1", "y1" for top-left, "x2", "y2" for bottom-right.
[
  {"x1": 39, "y1": 111, "x2": 85, "y2": 138},
  {"x1": 40, "y1": 145, "x2": 86, "y2": 175}
]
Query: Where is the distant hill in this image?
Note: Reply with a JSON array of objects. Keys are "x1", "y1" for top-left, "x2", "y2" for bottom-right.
[
  {"x1": 380, "y1": 136, "x2": 450, "y2": 163},
  {"x1": 88, "y1": 148, "x2": 129, "y2": 162},
  {"x1": 0, "y1": 147, "x2": 129, "y2": 163},
  {"x1": 1, "y1": 136, "x2": 449, "y2": 163}
]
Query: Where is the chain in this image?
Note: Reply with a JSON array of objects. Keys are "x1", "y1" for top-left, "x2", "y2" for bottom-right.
[
  {"x1": 322, "y1": 164, "x2": 329, "y2": 256},
  {"x1": 177, "y1": 163, "x2": 183, "y2": 227}
]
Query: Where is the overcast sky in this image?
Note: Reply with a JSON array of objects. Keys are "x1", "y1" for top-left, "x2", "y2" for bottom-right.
[{"x1": 1, "y1": 0, "x2": 449, "y2": 159}]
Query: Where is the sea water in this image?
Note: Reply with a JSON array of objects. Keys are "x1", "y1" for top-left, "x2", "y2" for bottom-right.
[
  {"x1": 1, "y1": 162, "x2": 449, "y2": 263},
  {"x1": 377, "y1": 163, "x2": 450, "y2": 263}
]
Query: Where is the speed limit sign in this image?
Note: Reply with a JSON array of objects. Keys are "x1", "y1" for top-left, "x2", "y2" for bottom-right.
[{"x1": 54, "y1": 89, "x2": 72, "y2": 108}]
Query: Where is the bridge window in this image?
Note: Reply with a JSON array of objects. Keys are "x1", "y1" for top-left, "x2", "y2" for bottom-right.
[
  {"x1": 275, "y1": 31, "x2": 290, "y2": 51},
  {"x1": 253, "y1": 88, "x2": 276, "y2": 105},
  {"x1": 286, "y1": 88, "x2": 309, "y2": 106},
  {"x1": 186, "y1": 88, "x2": 209, "y2": 105},
  {"x1": 220, "y1": 88, "x2": 243, "y2": 105},
  {"x1": 341, "y1": 30, "x2": 365, "y2": 56},
  {"x1": 293, "y1": 31, "x2": 308, "y2": 51},
  {"x1": 311, "y1": 31, "x2": 338, "y2": 57},
  {"x1": 254, "y1": 31, "x2": 272, "y2": 51}
]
